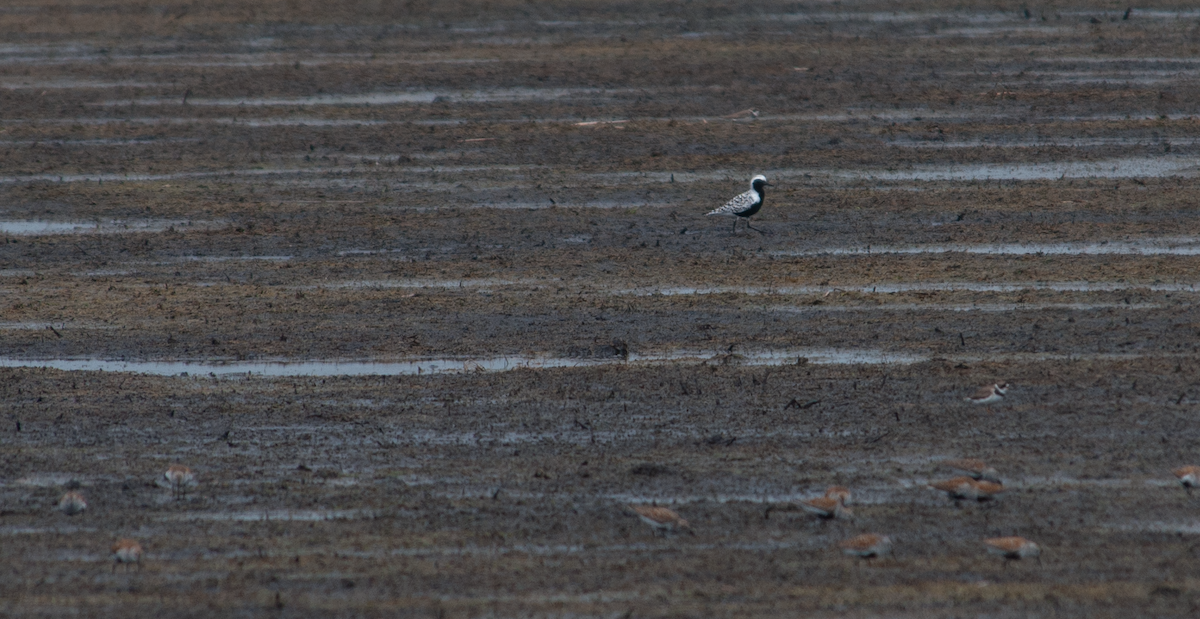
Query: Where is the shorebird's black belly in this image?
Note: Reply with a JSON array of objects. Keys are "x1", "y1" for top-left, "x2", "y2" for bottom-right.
[{"x1": 737, "y1": 201, "x2": 762, "y2": 218}]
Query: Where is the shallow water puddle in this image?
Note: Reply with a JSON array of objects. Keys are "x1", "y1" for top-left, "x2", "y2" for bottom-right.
[
  {"x1": 0, "y1": 348, "x2": 1191, "y2": 378},
  {"x1": 0, "y1": 219, "x2": 222, "y2": 235},
  {"x1": 0, "y1": 168, "x2": 325, "y2": 184},
  {"x1": 774, "y1": 237, "x2": 1200, "y2": 257},
  {"x1": 890, "y1": 137, "x2": 1200, "y2": 149},
  {"x1": 0, "y1": 79, "x2": 160, "y2": 89},
  {"x1": 157, "y1": 509, "x2": 377, "y2": 522},
  {"x1": 98, "y1": 87, "x2": 621, "y2": 107},
  {"x1": 775, "y1": 302, "x2": 1163, "y2": 314},
  {"x1": 830, "y1": 156, "x2": 1199, "y2": 182},
  {"x1": 623, "y1": 281, "x2": 1200, "y2": 296},
  {"x1": 302, "y1": 278, "x2": 537, "y2": 290}
]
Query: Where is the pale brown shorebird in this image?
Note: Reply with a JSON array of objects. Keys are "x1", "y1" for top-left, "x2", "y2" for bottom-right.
[
  {"x1": 164, "y1": 464, "x2": 196, "y2": 499},
  {"x1": 983, "y1": 536, "x2": 1041, "y2": 565},
  {"x1": 839, "y1": 533, "x2": 892, "y2": 560},
  {"x1": 111, "y1": 538, "x2": 143, "y2": 572},
  {"x1": 929, "y1": 476, "x2": 1005, "y2": 504},
  {"x1": 629, "y1": 504, "x2": 693, "y2": 536},
  {"x1": 57, "y1": 491, "x2": 87, "y2": 516},
  {"x1": 1173, "y1": 465, "x2": 1200, "y2": 494},
  {"x1": 942, "y1": 458, "x2": 1003, "y2": 484},
  {"x1": 966, "y1": 382, "x2": 1008, "y2": 413}
]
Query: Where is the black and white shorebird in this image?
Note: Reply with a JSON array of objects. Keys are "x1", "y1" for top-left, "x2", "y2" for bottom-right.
[{"x1": 707, "y1": 174, "x2": 771, "y2": 234}]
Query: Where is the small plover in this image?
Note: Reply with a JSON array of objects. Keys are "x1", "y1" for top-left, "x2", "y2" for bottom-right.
[
  {"x1": 1173, "y1": 465, "x2": 1200, "y2": 493},
  {"x1": 983, "y1": 536, "x2": 1040, "y2": 562},
  {"x1": 164, "y1": 464, "x2": 196, "y2": 499},
  {"x1": 629, "y1": 504, "x2": 693, "y2": 536},
  {"x1": 111, "y1": 538, "x2": 143, "y2": 572},
  {"x1": 839, "y1": 533, "x2": 892, "y2": 559},
  {"x1": 57, "y1": 491, "x2": 87, "y2": 516},
  {"x1": 929, "y1": 477, "x2": 1004, "y2": 503},
  {"x1": 942, "y1": 458, "x2": 1002, "y2": 484},
  {"x1": 969, "y1": 479, "x2": 1005, "y2": 500},
  {"x1": 824, "y1": 486, "x2": 852, "y2": 505},
  {"x1": 966, "y1": 382, "x2": 1009, "y2": 412},
  {"x1": 706, "y1": 174, "x2": 771, "y2": 234},
  {"x1": 800, "y1": 495, "x2": 853, "y2": 520}
]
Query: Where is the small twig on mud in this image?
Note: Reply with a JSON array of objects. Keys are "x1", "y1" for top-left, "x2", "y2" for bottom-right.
[
  {"x1": 867, "y1": 430, "x2": 891, "y2": 444},
  {"x1": 1177, "y1": 392, "x2": 1187, "y2": 405},
  {"x1": 46, "y1": 325, "x2": 62, "y2": 338}
]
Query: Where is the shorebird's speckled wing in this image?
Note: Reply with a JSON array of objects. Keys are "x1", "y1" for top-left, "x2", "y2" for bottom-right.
[
  {"x1": 969, "y1": 384, "x2": 1000, "y2": 400},
  {"x1": 707, "y1": 189, "x2": 758, "y2": 217},
  {"x1": 632, "y1": 505, "x2": 680, "y2": 525}
]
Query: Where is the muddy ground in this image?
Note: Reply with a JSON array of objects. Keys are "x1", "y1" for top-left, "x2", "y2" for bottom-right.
[{"x1": 4, "y1": 1, "x2": 1200, "y2": 617}]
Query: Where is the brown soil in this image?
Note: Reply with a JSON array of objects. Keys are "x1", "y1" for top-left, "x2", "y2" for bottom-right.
[{"x1": 3, "y1": 1, "x2": 1200, "y2": 617}]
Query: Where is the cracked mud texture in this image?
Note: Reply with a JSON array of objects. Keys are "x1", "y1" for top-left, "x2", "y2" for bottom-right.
[{"x1": 4, "y1": 1, "x2": 1200, "y2": 617}]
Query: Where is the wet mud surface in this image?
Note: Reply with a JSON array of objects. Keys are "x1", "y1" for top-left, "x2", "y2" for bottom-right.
[{"x1": 5, "y1": 1, "x2": 1200, "y2": 617}]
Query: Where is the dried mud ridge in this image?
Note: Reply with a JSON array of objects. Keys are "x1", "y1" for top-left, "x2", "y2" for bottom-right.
[{"x1": 5, "y1": 2, "x2": 1200, "y2": 618}]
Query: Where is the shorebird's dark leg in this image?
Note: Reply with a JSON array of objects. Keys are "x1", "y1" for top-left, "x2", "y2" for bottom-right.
[
  {"x1": 731, "y1": 218, "x2": 739, "y2": 234},
  {"x1": 746, "y1": 217, "x2": 765, "y2": 234}
]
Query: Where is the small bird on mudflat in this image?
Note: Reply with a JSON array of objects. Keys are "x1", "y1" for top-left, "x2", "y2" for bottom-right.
[
  {"x1": 966, "y1": 382, "x2": 1008, "y2": 412},
  {"x1": 983, "y1": 536, "x2": 1041, "y2": 563},
  {"x1": 840, "y1": 533, "x2": 892, "y2": 560},
  {"x1": 164, "y1": 464, "x2": 196, "y2": 499},
  {"x1": 707, "y1": 174, "x2": 771, "y2": 234},
  {"x1": 57, "y1": 491, "x2": 87, "y2": 516},
  {"x1": 111, "y1": 538, "x2": 143, "y2": 572},
  {"x1": 1173, "y1": 465, "x2": 1200, "y2": 493},
  {"x1": 629, "y1": 504, "x2": 694, "y2": 536}
]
